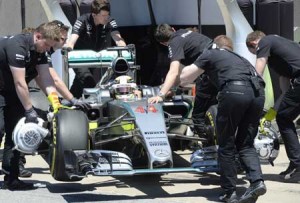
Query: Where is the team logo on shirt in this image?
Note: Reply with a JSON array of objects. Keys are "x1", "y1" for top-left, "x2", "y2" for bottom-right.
[
  {"x1": 87, "y1": 24, "x2": 92, "y2": 31},
  {"x1": 15, "y1": 54, "x2": 25, "y2": 61}
]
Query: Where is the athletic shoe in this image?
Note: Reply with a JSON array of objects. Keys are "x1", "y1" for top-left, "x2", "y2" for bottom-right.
[
  {"x1": 219, "y1": 191, "x2": 239, "y2": 203},
  {"x1": 239, "y1": 180, "x2": 266, "y2": 203}
]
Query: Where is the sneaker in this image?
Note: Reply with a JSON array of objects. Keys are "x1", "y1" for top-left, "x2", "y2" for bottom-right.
[
  {"x1": 19, "y1": 163, "x2": 32, "y2": 178},
  {"x1": 279, "y1": 164, "x2": 300, "y2": 180},
  {"x1": 239, "y1": 180, "x2": 267, "y2": 203},
  {"x1": 1, "y1": 179, "x2": 35, "y2": 190},
  {"x1": 219, "y1": 191, "x2": 238, "y2": 203}
]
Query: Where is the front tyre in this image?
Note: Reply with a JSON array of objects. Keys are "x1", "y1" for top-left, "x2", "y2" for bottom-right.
[{"x1": 50, "y1": 109, "x2": 89, "y2": 181}]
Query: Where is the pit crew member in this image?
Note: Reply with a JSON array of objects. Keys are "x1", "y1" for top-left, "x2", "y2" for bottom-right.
[
  {"x1": 66, "y1": 0, "x2": 126, "y2": 98},
  {"x1": 246, "y1": 31, "x2": 300, "y2": 181},
  {"x1": 180, "y1": 35, "x2": 266, "y2": 203}
]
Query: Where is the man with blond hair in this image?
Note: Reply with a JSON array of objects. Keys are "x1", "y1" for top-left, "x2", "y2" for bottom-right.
[{"x1": 0, "y1": 22, "x2": 62, "y2": 190}]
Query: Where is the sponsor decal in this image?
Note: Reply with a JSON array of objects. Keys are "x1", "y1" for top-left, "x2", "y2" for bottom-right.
[
  {"x1": 145, "y1": 131, "x2": 164, "y2": 135},
  {"x1": 98, "y1": 157, "x2": 120, "y2": 163},
  {"x1": 146, "y1": 136, "x2": 167, "y2": 139},
  {"x1": 149, "y1": 141, "x2": 168, "y2": 147},
  {"x1": 154, "y1": 149, "x2": 170, "y2": 157}
]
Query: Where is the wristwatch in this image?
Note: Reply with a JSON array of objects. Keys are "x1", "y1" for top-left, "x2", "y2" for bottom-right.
[{"x1": 158, "y1": 92, "x2": 165, "y2": 99}]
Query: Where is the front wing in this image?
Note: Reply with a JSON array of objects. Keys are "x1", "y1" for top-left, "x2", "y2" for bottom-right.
[{"x1": 63, "y1": 149, "x2": 219, "y2": 180}]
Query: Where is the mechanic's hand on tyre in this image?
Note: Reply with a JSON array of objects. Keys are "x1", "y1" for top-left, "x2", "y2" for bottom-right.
[
  {"x1": 70, "y1": 98, "x2": 91, "y2": 111},
  {"x1": 259, "y1": 107, "x2": 277, "y2": 134},
  {"x1": 48, "y1": 92, "x2": 62, "y2": 113},
  {"x1": 24, "y1": 107, "x2": 39, "y2": 123}
]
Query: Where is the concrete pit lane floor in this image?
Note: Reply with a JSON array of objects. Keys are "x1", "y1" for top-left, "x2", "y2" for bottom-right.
[{"x1": 0, "y1": 144, "x2": 300, "y2": 203}]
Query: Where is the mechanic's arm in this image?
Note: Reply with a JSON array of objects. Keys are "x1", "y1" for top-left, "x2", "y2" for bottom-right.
[
  {"x1": 35, "y1": 67, "x2": 73, "y2": 101},
  {"x1": 10, "y1": 66, "x2": 32, "y2": 110},
  {"x1": 35, "y1": 64, "x2": 57, "y2": 93},
  {"x1": 255, "y1": 57, "x2": 268, "y2": 77},
  {"x1": 259, "y1": 76, "x2": 289, "y2": 131},
  {"x1": 161, "y1": 61, "x2": 182, "y2": 95},
  {"x1": 65, "y1": 33, "x2": 79, "y2": 50},
  {"x1": 148, "y1": 60, "x2": 181, "y2": 103},
  {"x1": 180, "y1": 64, "x2": 204, "y2": 86},
  {"x1": 36, "y1": 64, "x2": 63, "y2": 113},
  {"x1": 111, "y1": 31, "x2": 126, "y2": 47}
]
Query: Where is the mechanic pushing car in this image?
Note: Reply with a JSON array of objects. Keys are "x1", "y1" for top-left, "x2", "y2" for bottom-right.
[
  {"x1": 11, "y1": 21, "x2": 91, "y2": 179},
  {"x1": 246, "y1": 31, "x2": 300, "y2": 181},
  {"x1": 180, "y1": 35, "x2": 266, "y2": 203},
  {"x1": 66, "y1": 0, "x2": 126, "y2": 99},
  {"x1": 148, "y1": 23, "x2": 218, "y2": 142},
  {"x1": 0, "y1": 22, "x2": 62, "y2": 190}
]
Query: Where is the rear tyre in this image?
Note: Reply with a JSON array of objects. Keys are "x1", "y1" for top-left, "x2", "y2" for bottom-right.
[
  {"x1": 204, "y1": 104, "x2": 218, "y2": 146},
  {"x1": 50, "y1": 109, "x2": 89, "y2": 181}
]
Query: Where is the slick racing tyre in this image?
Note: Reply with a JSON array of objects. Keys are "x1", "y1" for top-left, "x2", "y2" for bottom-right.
[
  {"x1": 50, "y1": 109, "x2": 89, "y2": 181},
  {"x1": 204, "y1": 104, "x2": 218, "y2": 146}
]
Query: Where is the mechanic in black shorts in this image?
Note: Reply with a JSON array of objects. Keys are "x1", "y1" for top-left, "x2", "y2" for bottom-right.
[
  {"x1": 0, "y1": 22, "x2": 62, "y2": 190},
  {"x1": 147, "y1": 24, "x2": 217, "y2": 140},
  {"x1": 181, "y1": 35, "x2": 266, "y2": 203},
  {"x1": 246, "y1": 31, "x2": 300, "y2": 181},
  {"x1": 66, "y1": 0, "x2": 126, "y2": 98}
]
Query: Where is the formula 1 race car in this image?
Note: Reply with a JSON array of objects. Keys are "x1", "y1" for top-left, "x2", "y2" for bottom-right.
[{"x1": 13, "y1": 46, "x2": 280, "y2": 182}]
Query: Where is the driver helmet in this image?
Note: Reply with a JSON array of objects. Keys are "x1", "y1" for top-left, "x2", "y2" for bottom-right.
[
  {"x1": 113, "y1": 75, "x2": 136, "y2": 100},
  {"x1": 114, "y1": 84, "x2": 135, "y2": 100}
]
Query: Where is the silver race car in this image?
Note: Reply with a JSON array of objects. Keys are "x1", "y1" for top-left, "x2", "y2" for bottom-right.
[{"x1": 13, "y1": 46, "x2": 279, "y2": 182}]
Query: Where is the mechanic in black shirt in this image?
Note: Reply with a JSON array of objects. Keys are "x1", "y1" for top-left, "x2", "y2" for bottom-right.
[
  {"x1": 34, "y1": 20, "x2": 91, "y2": 109},
  {"x1": 246, "y1": 31, "x2": 300, "y2": 181},
  {"x1": 0, "y1": 22, "x2": 62, "y2": 190},
  {"x1": 66, "y1": 0, "x2": 126, "y2": 98},
  {"x1": 181, "y1": 35, "x2": 266, "y2": 203},
  {"x1": 148, "y1": 24, "x2": 217, "y2": 140},
  {"x1": 11, "y1": 21, "x2": 90, "y2": 179}
]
